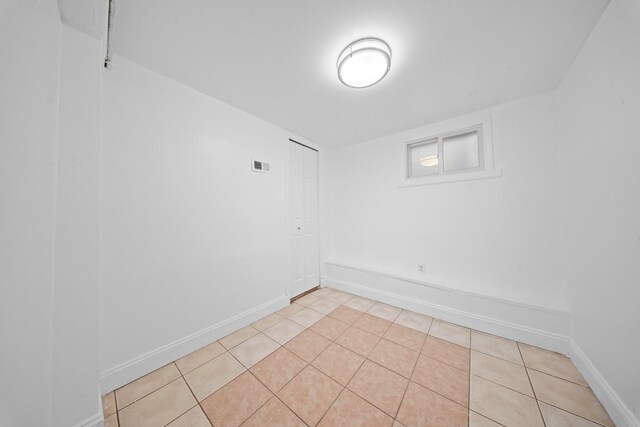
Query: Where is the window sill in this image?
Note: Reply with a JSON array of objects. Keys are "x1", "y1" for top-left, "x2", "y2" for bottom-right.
[{"x1": 398, "y1": 168, "x2": 502, "y2": 187}]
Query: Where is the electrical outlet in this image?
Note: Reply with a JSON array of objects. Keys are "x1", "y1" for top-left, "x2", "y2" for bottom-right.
[{"x1": 418, "y1": 264, "x2": 425, "y2": 274}]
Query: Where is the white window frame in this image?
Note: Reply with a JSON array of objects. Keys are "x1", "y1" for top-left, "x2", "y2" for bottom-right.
[{"x1": 400, "y1": 115, "x2": 501, "y2": 187}]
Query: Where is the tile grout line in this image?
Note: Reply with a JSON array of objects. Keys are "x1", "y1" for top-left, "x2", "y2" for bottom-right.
[
  {"x1": 116, "y1": 371, "x2": 193, "y2": 427},
  {"x1": 534, "y1": 401, "x2": 610, "y2": 427},
  {"x1": 468, "y1": 372, "x2": 536, "y2": 401},
  {"x1": 113, "y1": 290, "x2": 606, "y2": 427},
  {"x1": 187, "y1": 338, "x2": 276, "y2": 425},
  {"x1": 114, "y1": 295, "x2": 431, "y2": 425},
  {"x1": 112, "y1": 294, "x2": 390, "y2": 424},
  {"x1": 469, "y1": 409, "x2": 507, "y2": 427},
  {"x1": 467, "y1": 331, "x2": 472, "y2": 426},
  {"x1": 178, "y1": 362, "x2": 213, "y2": 427},
  {"x1": 115, "y1": 365, "x2": 183, "y2": 412},
  {"x1": 276, "y1": 317, "x2": 348, "y2": 426},
  {"x1": 312, "y1": 373, "x2": 347, "y2": 426},
  {"x1": 176, "y1": 294, "x2": 369, "y2": 425},
  {"x1": 297, "y1": 299, "x2": 388, "y2": 423},
  {"x1": 518, "y1": 342, "x2": 547, "y2": 427},
  {"x1": 315, "y1": 387, "x2": 349, "y2": 426},
  {"x1": 113, "y1": 390, "x2": 120, "y2": 427},
  {"x1": 392, "y1": 331, "x2": 424, "y2": 423},
  {"x1": 219, "y1": 325, "x2": 261, "y2": 352},
  {"x1": 518, "y1": 362, "x2": 611, "y2": 426},
  {"x1": 239, "y1": 300, "x2": 351, "y2": 426},
  {"x1": 525, "y1": 365, "x2": 593, "y2": 389}
]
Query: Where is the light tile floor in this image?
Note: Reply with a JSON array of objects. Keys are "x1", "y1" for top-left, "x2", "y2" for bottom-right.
[{"x1": 102, "y1": 287, "x2": 615, "y2": 427}]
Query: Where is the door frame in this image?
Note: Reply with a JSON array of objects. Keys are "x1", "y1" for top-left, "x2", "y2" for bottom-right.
[{"x1": 285, "y1": 138, "x2": 321, "y2": 300}]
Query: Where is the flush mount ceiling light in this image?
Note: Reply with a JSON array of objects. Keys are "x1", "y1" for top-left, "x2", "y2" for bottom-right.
[
  {"x1": 337, "y1": 38, "x2": 391, "y2": 88},
  {"x1": 419, "y1": 155, "x2": 439, "y2": 167}
]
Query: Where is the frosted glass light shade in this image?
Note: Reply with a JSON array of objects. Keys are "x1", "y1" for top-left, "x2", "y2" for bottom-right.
[
  {"x1": 419, "y1": 155, "x2": 439, "y2": 167},
  {"x1": 337, "y1": 38, "x2": 391, "y2": 88}
]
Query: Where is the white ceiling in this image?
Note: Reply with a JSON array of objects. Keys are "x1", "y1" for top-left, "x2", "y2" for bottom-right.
[{"x1": 110, "y1": 0, "x2": 608, "y2": 148}]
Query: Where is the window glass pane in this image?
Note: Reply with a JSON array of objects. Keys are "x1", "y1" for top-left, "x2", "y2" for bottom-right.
[
  {"x1": 408, "y1": 139, "x2": 438, "y2": 177},
  {"x1": 443, "y1": 130, "x2": 479, "y2": 171}
]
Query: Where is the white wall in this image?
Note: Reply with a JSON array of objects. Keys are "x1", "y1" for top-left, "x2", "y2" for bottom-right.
[
  {"x1": 0, "y1": 1, "x2": 61, "y2": 425},
  {"x1": 100, "y1": 56, "x2": 330, "y2": 385},
  {"x1": 1, "y1": 3, "x2": 104, "y2": 426},
  {"x1": 330, "y1": 92, "x2": 565, "y2": 311},
  {"x1": 557, "y1": 0, "x2": 640, "y2": 423},
  {"x1": 51, "y1": 26, "x2": 103, "y2": 427}
]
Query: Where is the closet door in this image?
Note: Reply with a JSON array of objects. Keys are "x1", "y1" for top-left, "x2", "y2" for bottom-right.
[{"x1": 289, "y1": 140, "x2": 319, "y2": 298}]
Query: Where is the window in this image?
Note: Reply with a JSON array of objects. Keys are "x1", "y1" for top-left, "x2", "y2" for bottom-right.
[{"x1": 407, "y1": 125, "x2": 483, "y2": 179}]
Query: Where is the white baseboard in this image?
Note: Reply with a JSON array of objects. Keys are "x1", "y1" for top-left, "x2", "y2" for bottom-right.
[
  {"x1": 569, "y1": 339, "x2": 639, "y2": 427},
  {"x1": 68, "y1": 391, "x2": 104, "y2": 427},
  {"x1": 71, "y1": 410, "x2": 103, "y2": 427},
  {"x1": 324, "y1": 262, "x2": 571, "y2": 354},
  {"x1": 99, "y1": 295, "x2": 289, "y2": 393}
]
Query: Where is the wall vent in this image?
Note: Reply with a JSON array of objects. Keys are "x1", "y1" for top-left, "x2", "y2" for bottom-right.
[{"x1": 252, "y1": 159, "x2": 271, "y2": 173}]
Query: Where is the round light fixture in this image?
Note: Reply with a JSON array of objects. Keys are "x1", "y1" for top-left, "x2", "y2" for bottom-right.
[
  {"x1": 419, "y1": 155, "x2": 439, "y2": 167},
  {"x1": 337, "y1": 38, "x2": 391, "y2": 88}
]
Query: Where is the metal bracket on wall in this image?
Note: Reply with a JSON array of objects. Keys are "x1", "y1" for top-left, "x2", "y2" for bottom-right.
[{"x1": 104, "y1": 0, "x2": 116, "y2": 69}]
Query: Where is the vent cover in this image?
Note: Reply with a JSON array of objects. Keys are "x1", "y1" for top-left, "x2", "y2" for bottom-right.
[{"x1": 252, "y1": 159, "x2": 271, "y2": 173}]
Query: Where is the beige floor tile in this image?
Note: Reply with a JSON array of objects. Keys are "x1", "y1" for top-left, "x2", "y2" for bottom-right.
[
  {"x1": 393, "y1": 421, "x2": 407, "y2": 427},
  {"x1": 412, "y1": 355, "x2": 469, "y2": 407},
  {"x1": 166, "y1": 405, "x2": 211, "y2": 427},
  {"x1": 263, "y1": 318, "x2": 305, "y2": 344},
  {"x1": 116, "y1": 363, "x2": 181, "y2": 409},
  {"x1": 278, "y1": 303, "x2": 304, "y2": 318},
  {"x1": 519, "y1": 343, "x2": 589, "y2": 386},
  {"x1": 314, "y1": 288, "x2": 336, "y2": 298},
  {"x1": 219, "y1": 325, "x2": 259, "y2": 350},
  {"x1": 119, "y1": 378, "x2": 196, "y2": 427},
  {"x1": 104, "y1": 413, "x2": 118, "y2": 427},
  {"x1": 470, "y1": 375, "x2": 544, "y2": 427},
  {"x1": 183, "y1": 352, "x2": 245, "y2": 401},
  {"x1": 250, "y1": 347, "x2": 307, "y2": 393},
  {"x1": 242, "y1": 397, "x2": 306, "y2": 427},
  {"x1": 353, "y1": 313, "x2": 392, "y2": 337},
  {"x1": 347, "y1": 360, "x2": 408, "y2": 417},
  {"x1": 288, "y1": 307, "x2": 324, "y2": 328},
  {"x1": 102, "y1": 391, "x2": 116, "y2": 417},
  {"x1": 310, "y1": 316, "x2": 350, "y2": 340},
  {"x1": 383, "y1": 323, "x2": 426, "y2": 352},
  {"x1": 394, "y1": 310, "x2": 433, "y2": 334},
  {"x1": 528, "y1": 369, "x2": 614, "y2": 427},
  {"x1": 368, "y1": 339, "x2": 419, "y2": 379},
  {"x1": 295, "y1": 293, "x2": 321, "y2": 306},
  {"x1": 230, "y1": 333, "x2": 280, "y2": 368},
  {"x1": 429, "y1": 320, "x2": 471, "y2": 347},
  {"x1": 284, "y1": 329, "x2": 331, "y2": 362},
  {"x1": 251, "y1": 313, "x2": 286, "y2": 332},
  {"x1": 312, "y1": 343, "x2": 365, "y2": 386},
  {"x1": 309, "y1": 298, "x2": 340, "y2": 315},
  {"x1": 539, "y1": 401, "x2": 602, "y2": 427},
  {"x1": 396, "y1": 381, "x2": 468, "y2": 427},
  {"x1": 175, "y1": 341, "x2": 226, "y2": 374},
  {"x1": 335, "y1": 326, "x2": 380, "y2": 357},
  {"x1": 278, "y1": 366, "x2": 343, "y2": 426},
  {"x1": 471, "y1": 350, "x2": 533, "y2": 397},
  {"x1": 328, "y1": 305, "x2": 364, "y2": 324},
  {"x1": 421, "y1": 335, "x2": 470, "y2": 372},
  {"x1": 323, "y1": 289, "x2": 354, "y2": 304},
  {"x1": 343, "y1": 296, "x2": 376, "y2": 312},
  {"x1": 201, "y1": 372, "x2": 272, "y2": 427},
  {"x1": 367, "y1": 302, "x2": 402, "y2": 322},
  {"x1": 319, "y1": 389, "x2": 393, "y2": 427},
  {"x1": 469, "y1": 411, "x2": 501, "y2": 427},
  {"x1": 471, "y1": 331, "x2": 523, "y2": 365}
]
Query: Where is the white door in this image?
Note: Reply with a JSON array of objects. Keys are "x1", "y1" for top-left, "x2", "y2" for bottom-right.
[{"x1": 289, "y1": 140, "x2": 319, "y2": 298}]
